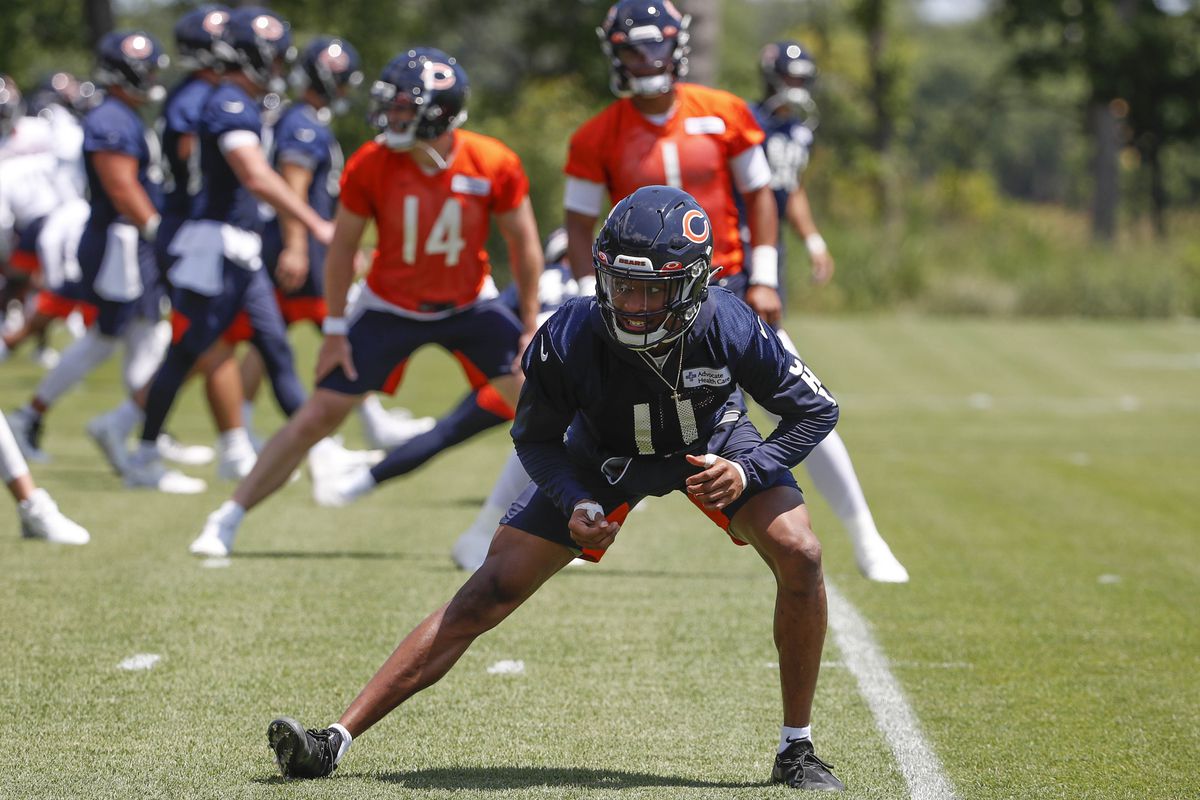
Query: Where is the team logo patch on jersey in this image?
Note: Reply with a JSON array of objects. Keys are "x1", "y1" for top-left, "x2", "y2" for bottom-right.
[
  {"x1": 682, "y1": 209, "x2": 709, "y2": 244},
  {"x1": 252, "y1": 15, "x2": 285, "y2": 42},
  {"x1": 450, "y1": 174, "x2": 491, "y2": 196},
  {"x1": 684, "y1": 116, "x2": 726, "y2": 135},
  {"x1": 682, "y1": 366, "x2": 731, "y2": 388},
  {"x1": 121, "y1": 35, "x2": 154, "y2": 59}
]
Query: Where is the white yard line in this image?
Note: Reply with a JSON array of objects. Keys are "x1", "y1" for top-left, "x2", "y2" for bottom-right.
[{"x1": 825, "y1": 579, "x2": 959, "y2": 800}]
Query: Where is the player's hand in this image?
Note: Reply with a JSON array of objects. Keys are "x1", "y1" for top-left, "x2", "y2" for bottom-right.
[
  {"x1": 276, "y1": 247, "x2": 309, "y2": 294},
  {"x1": 746, "y1": 285, "x2": 783, "y2": 326},
  {"x1": 315, "y1": 334, "x2": 357, "y2": 382},
  {"x1": 513, "y1": 329, "x2": 536, "y2": 373},
  {"x1": 568, "y1": 500, "x2": 620, "y2": 551},
  {"x1": 810, "y1": 250, "x2": 835, "y2": 286},
  {"x1": 684, "y1": 453, "x2": 745, "y2": 510},
  {"x1": 312, "y1": 218, "x2": 335, "y2": 247}
]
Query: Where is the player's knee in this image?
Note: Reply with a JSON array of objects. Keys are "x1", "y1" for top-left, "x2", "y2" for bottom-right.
[
  {"x1": 447, "y1": 569, "x2": 525, "y2": 635},
  {"x1": 291, "y1": 399, "x2": 342, "y2": 441},
  {"x1": 771, "y1": 523, "x2": 823, "y2": 592}
]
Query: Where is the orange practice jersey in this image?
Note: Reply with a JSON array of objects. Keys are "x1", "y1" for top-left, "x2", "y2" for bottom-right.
[
  {"x1": 339, "y1": 130, "x2": 529, "y2": 311},
  {"x1": 565, "y1": 83, "x2": 764, "y2": 276}
]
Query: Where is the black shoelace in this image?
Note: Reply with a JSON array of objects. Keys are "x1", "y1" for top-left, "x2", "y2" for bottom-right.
[
  {"x1": 306, "y1": 728, "x2": 340, "y2": 773},
  {"x1": 778, "y1": 741, "x2": 837, "y2": 774}
]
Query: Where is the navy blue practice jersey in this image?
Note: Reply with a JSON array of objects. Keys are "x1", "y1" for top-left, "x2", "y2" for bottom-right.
[
  {"x1": 753, "y1": 103, "x2": 814, "y2": 217},
  {"x1": 81, "y1": 96, "x2": 163, "y2": 232},
  {"x1": 192, "y1": 82, "x2": 263, "y2": 231},
  {"x1": 261, "y1": 101, "x2": 341, "y2": 293},
  {"x1": 512, "y1": 287, "x2": 839, "y2": 516},
  {"x1": 159, "y1": 76, "x2": 215, "y2": 221}
]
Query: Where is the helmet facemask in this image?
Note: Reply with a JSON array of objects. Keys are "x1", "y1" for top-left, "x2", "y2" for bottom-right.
[
  {"x1": 595, "y1": 253, "x2": 710, "y2": 351},
  {"x1": 599, "y1": 3, "x2": 691, "y2": 98}
]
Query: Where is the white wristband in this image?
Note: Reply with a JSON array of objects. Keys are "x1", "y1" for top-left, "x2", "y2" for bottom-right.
[
  {"x1": 577, "y1": 274, "x2": 597, "y2": 297},
  {"x1": 805, "y1": 233, "x2": 828, "y2": 257},
  {"x1": 140, "y1": 214, "x2": 161, "y2": 243},
  {"x1": 573, "y1": 500, "x2": 604, "y2": 522},
  {"x1": 749, "y1": 245, "x2": 779, "y2": 288},
  {"x1": 322, "y1": 316, "x2": 349, "y2": 336}
]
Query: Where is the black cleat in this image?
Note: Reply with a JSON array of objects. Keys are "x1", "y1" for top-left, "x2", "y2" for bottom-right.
[
  {"x1": 771, "y1": 738, "x2": 846, "y2": 791},
  {"x1": 267, "y1": 717, "x2": 342, "y2": 779}
]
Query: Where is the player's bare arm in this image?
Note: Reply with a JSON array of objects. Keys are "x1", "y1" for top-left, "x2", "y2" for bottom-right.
[
  {"x1": 565, "y1": 210, "x2": 599, "y2": 282},
  {"x1": 224, "y1": 142, "x2": 333, "y2": 246},
  {"x1": 274, "y1": 160, "x2": 315, "y2": 293},
  {"x1": 91, "y1": 150, "x2": 158, "y2": 230},
  {"x1": 314, "y1": 205, "x2": 369, "y2": 382},
  {"x1": 785, "y1": 186, "x2": 834, "y2": 285},
  {"x1": 495, "y1": 196, "x2": 543, "y2": 362},
  {"x1": 744, "y1": 183, "x2": 783, "y2": 325}
]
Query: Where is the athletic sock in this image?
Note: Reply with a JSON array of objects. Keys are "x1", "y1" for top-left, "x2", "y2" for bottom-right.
[
  {"x1": 328, "y1": 723, "x2": 352, "y2": 765},
  {"x1": 779, "y1": 725, "x2": 812, "y2": 753},
  {"x1": 219, "y1": 427, "x2": 252, "y2": 451},
  {"x1": 217, "y1": 499, "x2": 245, "y2": 524}
]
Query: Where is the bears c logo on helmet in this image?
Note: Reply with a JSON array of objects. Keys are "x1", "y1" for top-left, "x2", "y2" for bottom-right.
[
  {"x1": 252, "y1": 15, "x2": 285, "y2": 42},
  {"x1": 202, "y1": 10, "x2": 229, "y2": 35},
  {"x1": 682, "y1": 209, "x2": 709, "y2": 244},
  {"x1": 121, "y1": 35, "x2": 153, "y2": 59},
  {"x1": 422, "y1": 61, "x2": 457, "y2": 91}
]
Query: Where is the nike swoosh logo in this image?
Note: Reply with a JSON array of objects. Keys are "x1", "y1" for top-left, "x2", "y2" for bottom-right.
[{"x1": 540, "y1": 338, "x2": 549, "y2": 361}]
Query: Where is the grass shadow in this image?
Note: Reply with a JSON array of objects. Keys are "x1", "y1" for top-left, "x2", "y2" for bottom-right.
[
  {"x1": 254, "y1": 765, "x2": 763, "y2": 790},
  {"x1": 231, "y1": 550, "x2": 446, "y2": 562}
]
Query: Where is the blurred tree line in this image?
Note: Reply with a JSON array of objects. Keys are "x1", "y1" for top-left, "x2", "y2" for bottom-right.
[{"x1": 3, "y1": 0, "x2": 1198, "y2": 315}]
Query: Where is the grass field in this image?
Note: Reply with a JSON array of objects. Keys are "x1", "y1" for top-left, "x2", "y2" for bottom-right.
[{"x1": 2, "y1": 315, "x2": 1198, "y2": 800}]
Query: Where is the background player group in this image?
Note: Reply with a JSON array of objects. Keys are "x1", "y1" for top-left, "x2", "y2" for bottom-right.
[{"x1": 0, "y1": 0, "x2": 912, "y2": 790}]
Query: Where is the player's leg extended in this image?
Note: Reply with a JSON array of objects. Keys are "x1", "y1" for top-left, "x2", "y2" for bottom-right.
[
  {"x1": 267, "y1": 525, "x2": 575, "y2": 779},
  {"x1": 340, "y1": 526, "x2": 573, "y2": 736},
  {"x1": 242, "y1": 269, "x2": 306, "y2": 417}
]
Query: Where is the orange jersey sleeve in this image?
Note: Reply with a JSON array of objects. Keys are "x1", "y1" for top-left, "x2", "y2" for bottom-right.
[
  {"x1": 352, "y1": 131, "x2": 530, "y2": 312},
  {"x1": 563, "y1": 84, "x2": 764, "y2": 275}
]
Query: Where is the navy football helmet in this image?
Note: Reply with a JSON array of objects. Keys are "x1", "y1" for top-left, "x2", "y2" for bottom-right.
[
  {"x1": 212, "y1": 7, "x2": 296, "y2": 94},
  {"x1": 598, "y1": 0, "x2": 691, "y2": 98},
  {"x1": 368, "y1": 48, "x2": 468, "y2": 151},
  {"x1": 27, "y1": 72, "x2": 97, "y2": 118},
  {"x1": 593, "y1": 185, "x2": 715, "y2": 351},
  {"x1": 94, "y1": 31, "x2": 170, "y2": 103},
  {"x1": 0, "y1": 75, "x2": 23, "y2": 137},
  {"x1": 175, "y1": 5, "x2": 231, "y2": 72},
  {"x1": 760, "y1": 40, "x2": 818, "y2": 122},
  {"x1": 292, "y1": 36, "x2": 363, "y2": 116}
]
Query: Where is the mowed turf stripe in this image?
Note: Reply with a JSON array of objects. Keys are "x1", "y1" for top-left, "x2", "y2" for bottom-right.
[{"x1": 826, "y1": 579, "x2": 959, "y2": 800}]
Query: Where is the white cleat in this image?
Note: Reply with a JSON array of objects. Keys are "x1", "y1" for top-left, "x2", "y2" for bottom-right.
[
  {"x1": 86, "y1": 411, "x2": 132, "y2": 475},
  {"x1": 311, "y1": 463, "x2": 374, "y2": 508},
  {"x1": 6, "y1": 408, "x2": 49, "y2": 463},
  {"x1": 33, "y1": 347, "x2": 60, "y2": 369},
  {"x1": 853, "y1": 538, "x2": 910, "y2": 583},
  {"x1": 189, "y1": 505, "x2": 240, "y2": 557},
  {"x1": 18, "y1": 489, "x2": 90, "y2": 545},
  {"x1": 216, "y1": 440, "x2": 257, "y2": 481},
  {"x1": 361, "y1": 408, "x2": 436, "y2": 450},
  {"x1": 158, "y1": 433, "x2": 216, "y2": 466},
  {"x1": 124, "y1": 452, "x2": 207, "y2": 494},
  {"x1": 451, "y1": 527, "x2": 494, "y2": 572}
]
